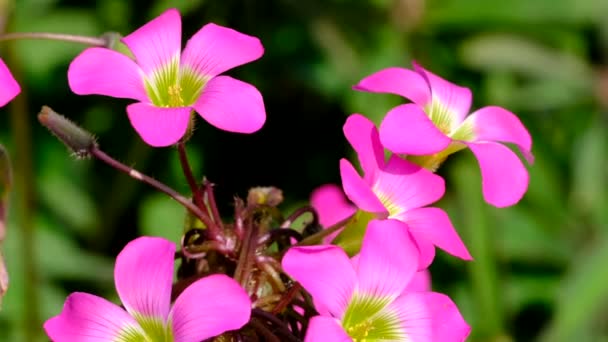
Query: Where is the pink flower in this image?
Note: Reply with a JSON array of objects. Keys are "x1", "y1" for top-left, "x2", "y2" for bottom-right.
[
  {"x1": 355, "y1": 63, "x2": 533, "y2": 207},
  {"x1": 310, "y1": 184, "x2": 356, "y2": 243},
  {"x1": 68, "y1": 8, "x2": 265, "y2": 147},
  {"x1": 282, "y1": 219, "x2": 470, "y2": 342},
  {"x1": 340, "y1": 114, "x2": 471, "y2": 267},
  {"x1": 44, "y1": 237, "x2": 251, "y2": 342},
  {"x1": 0, "y1": 58, "x2": 20, "y2": 107}
]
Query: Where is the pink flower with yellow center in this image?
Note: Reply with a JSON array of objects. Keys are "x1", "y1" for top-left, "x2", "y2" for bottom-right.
[
  {"x1": 44, "y1": 237, "x2": 251, "y2": 342},
  {"x1": 355, "y1": 62, "x2": 533, "y2": 207},
  {"x1": 340, "y1": 114, "x2": 471, "y2": 267},
  {"x1": 68, "y1": 8, "x2": 266, "y2": 147},
  {"x1": 283, "y1": 219, "x2": 470, "y2": 341}
]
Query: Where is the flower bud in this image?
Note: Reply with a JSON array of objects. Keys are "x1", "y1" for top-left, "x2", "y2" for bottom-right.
[{"x1": 38, "y1": 106, "x2": 97, "y2": 158}]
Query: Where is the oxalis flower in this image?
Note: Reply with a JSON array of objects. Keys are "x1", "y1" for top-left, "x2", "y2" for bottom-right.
[
  {"x1": 354, "y1": 63, "x2": 533, "y2": 207},
  {"x1": 0, "y1": 58, "x2": 20, "y2": 107},
  {"x1": 68, "y1": 8, "x2": 265, "y2": 147},
  {"x1": 282, "y1": 219, "x2": 470, "y2": 341},
  {"x1": 340, "y1": 114, "x2": 471, "y2": 268},
  {"x1": 44, "y1": 236, "x2": 251, "y2": 342}
]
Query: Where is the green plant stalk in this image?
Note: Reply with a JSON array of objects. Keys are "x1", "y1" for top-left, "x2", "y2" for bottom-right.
[
  {"x1": 5, "y1": 37, "x2": 41, "y2": 341},
  {"x1": 452, "y1": 161, "x2": 504, "y2": 338}
]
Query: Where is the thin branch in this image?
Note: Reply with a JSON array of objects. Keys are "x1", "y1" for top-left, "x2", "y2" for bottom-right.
[{"x1": 0, "y1": 32, "x2": 107, "y2": 46}]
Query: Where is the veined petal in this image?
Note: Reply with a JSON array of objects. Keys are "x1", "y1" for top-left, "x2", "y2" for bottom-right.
[
  {"x1": 282, "y1": 245, "x2": 356, "y2": 318},
  {"x1": 44, "y1": 292, "x2": 145, "y2": 342},
  {"x1": 413, "y1": 63, "x2": 472, "y2": 127},
  {"x1": 339, "y1": 159, "x2": 387, "y2": 216},
  {"x1": 387, "y1": 292, "x2": 433, "y2": 342},
  {"x1": 404, "y1": 207, "x2": 472, "y2": 261},
  {"x1": 463, "y1": 106, "x2": 534, "y2": 163},
  {"x1": 379, "y1": 103, "x2": 451, "y2": 155},
  {"x1": 353, "y1": 67, "x2": 430, "y2": 106},
  {"x1": 114, "y1": 237, "x2": 174, "y2": 322},
  {"x1": 304, "y1": 316, "x2": 352, "y2": 342},
  {"x1": 406, "y1": 270, "x2": 432, "y2": 292},
  {"x1": 372, "y1": 155, "x2": 445, "y2": 216},
  {"x1": 466, "y1": 141, "x2": 529, "y2": 207},
  {"x1": 425, "y1": 292, "x2": 471, "y2": 342},
  {"x1": 357, "y1": 219, "x2": 418, "y2": 298},
  {"x1": 194, "y1": 76, "x2": 265, "y2": 133},
  {"x1": 68, "y1": 48, "x2": 146, "y2": 101},
  {"x1": 0, "y1": 58, "x2": 20, "y2": 107},
  {"x1": 122, "y1": 8, "x2": 182, "y2": 75},
  {"x1": 181, "y1": 23, "x2": 264, "y2": 78},
  {"x1": 310, "y1": 184, "x2": 356, "y2": 229},
  {"x1": 126, "y1": 103, "x2": 191, "y2": 147},
  {"x1": 343, "y1": 114, "x2": 385, "y2": 175},
  {"x1": 171, "y1": 274, "x2": 251, "y2": 342}
]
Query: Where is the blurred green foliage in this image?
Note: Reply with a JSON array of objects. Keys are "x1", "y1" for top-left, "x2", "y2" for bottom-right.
[{"x1": 0, "y1": 0, "x2": 607, "y2": 341}]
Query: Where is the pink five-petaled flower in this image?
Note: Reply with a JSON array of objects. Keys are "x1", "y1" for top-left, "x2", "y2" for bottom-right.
[
  {"x1": 340, "y1": 113, "x2": 471, "y2": 268},
  {"x1": 68, "y1": 8, "x2": 265, "y2": 147},
  {"x1": 283, "y1": 219, "x2": 470, "y2": 342},
  {"x1": 0, "y1": 58, "x2": 20, "y2": 107},
  {"x1": 44, "y1": 237, "x2": 251, "y2": 342},
  {"x1": 355, "y1": 63, "x2": 533, "y2": 207}
]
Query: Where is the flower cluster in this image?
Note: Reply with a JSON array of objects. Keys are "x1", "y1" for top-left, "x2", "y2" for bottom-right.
[{"x1": 0, "y1": 7, "x2": 533, "y2": 342}]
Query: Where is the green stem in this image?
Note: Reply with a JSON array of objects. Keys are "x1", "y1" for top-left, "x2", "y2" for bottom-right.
[
  {"x1": 0, "y1": 32, "x2": 107, "y2": 46},
  {"x1": 5, "y1": 32, "x2": 40, "y2": 341},
  {"x1": 452, "y1": 159, "x2": 504, "y2": 338}
]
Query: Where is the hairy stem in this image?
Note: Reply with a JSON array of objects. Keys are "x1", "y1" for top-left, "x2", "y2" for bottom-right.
[{"x1": 0, "y1": 32, "x2": 107, "y2": 46}]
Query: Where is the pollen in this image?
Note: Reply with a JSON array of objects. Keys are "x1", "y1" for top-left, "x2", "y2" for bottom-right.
[
  {"x1": 347, "y1": 319, "x2": 373, "y2": 341},
  {"x1": 168, "y1": 84, "x2": 184, "y2": 107}
]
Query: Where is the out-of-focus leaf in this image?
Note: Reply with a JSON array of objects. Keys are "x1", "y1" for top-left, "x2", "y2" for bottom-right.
[
  {"x1": 149, "y1": 0, "x2": 204, "y2": 17},
  {"x1": 539, "y1": 234, "x2": 608, "y2": 341},
  {"x1": 426, "y1": 0, "x2": 608, "y2": 26},
  {"x1": 13, "y1": 9, "x2": 101, "y2": 79},
  {"x1": 570, "y1": 117, "x2": 608, "y2": 220},
  {"x1": 460, "y1": 34, "x2": 593, "y2": 87},
  {"x1": 139, "y1": 193, "x2": 185, "y2": 243},
  {"x1": 505, "y1": 275, "x2": 558, "y2": 314},
  {"x1": 38, "y1": 164, "x2": 98, "y2": 236},
  {"x1": 0, "y1": 146, "x2": 11, "y2": 307}
]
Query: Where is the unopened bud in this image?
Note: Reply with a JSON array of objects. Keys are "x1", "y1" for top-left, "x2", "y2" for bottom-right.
[
  {"x1": 247, "y1": 186, "x2": 283, "y2": 207},
  {"x1": 0, "y1": 145, "x2": 10, "y2": 242},
  {"x1": 38, "y1": 106, "x2": 97, "y2": 158}
]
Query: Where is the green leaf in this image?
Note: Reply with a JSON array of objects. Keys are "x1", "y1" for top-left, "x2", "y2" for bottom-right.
[{"x1": 138, "y1": 193, "x2": 185, "y2": 243}]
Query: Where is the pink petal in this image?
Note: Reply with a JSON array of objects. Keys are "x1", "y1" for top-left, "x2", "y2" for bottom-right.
[
  {"x1": 310, "y1": 184, "x2": 356, "y2": 228},
  {"x1": 44, "y1": 292, "x2": 143, "y2": 342},
  {"x1": 181, "y1": 23, "x2": 264, "y2": 78},
  {"x1": 357, "y1": 219, "x2": 418, "y2": 298},
  {"x1": 171, "y1": 274, "x2": 251, "y2": 342},
  {"x1": 343, "y1": 114, "x2": 385, "y2": 175},
  {"x1": 339, "y1": 159, "x2": 387, "y2": 216},
  {"x1": 406, "y1": 270, "x2": 432, "y2": 292},
  {"x1": 404, "y1": 207, "x2": 472, "y2": 261},
  {"x1": 465, "y1": 106, "x2": 534, "y2": 163},
  {"x1": 68, "y1": 48, "x2": 146, "y2": 101},
  {"x1": 194, "y1": 76, "x2": 265, "y2": 133},
  {"x1": 466, "y1": 141, "x2": 530, "y2": 207},
  {"x1": 304, "y1": 316, "x2": 352, "y2": 342},
  {"x1": 425, "y1": 292, "x2": 471, "y2": 342},
  {"x1": 0, "y1": 58, "x2": 20, "y2": 107},
  {"x1": 282, "y1": 245, "x2": 356, "y2": 318},
  {"x1": 414, "y1": 236, "x2": 436, "y2": 270},
  {"x1": 373, "y1": 155, "x2": 445, "y2": 212},
  {"x1": 122, "y1": 8, "x2": 181, "y2": 75},
  {"x1": 379, "y1": 103, "x2": 451, "y2": 155},
  {"x1": 126, "y1": 103, "x2": 191, "y2": 147},
  {"x1": 353, "y1": 67, "x2": 430, "y2": 106},
  {"x1": 387, "y1": 292, "x2": 432, "y2": 342},
  {"x1": 114, "y1": 237, "x2": 174, "y2": 321},
  {"x1": 413, "y1": 63, "x2": 472, "y2": 125}
]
